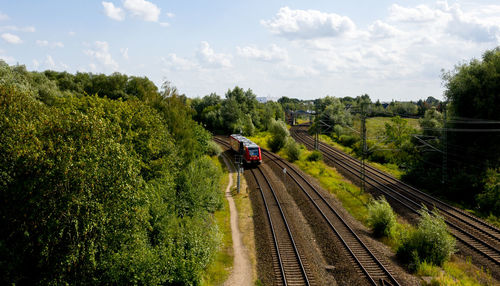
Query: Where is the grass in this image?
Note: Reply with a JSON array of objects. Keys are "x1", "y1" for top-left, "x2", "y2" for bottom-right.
[
  {"x1": 352, "y1": 116, "x2": 421, "y2": 139},
  {"x1": 318, "y1": 134, "x2": 403, "y2": 179},
  {"x1": 201, "y1": 156, "x2": 233, "y2": 286},
  {"x1": 416, "y1": 257, "x2": 495, "y2": 286},
  {"x1": 485, "y1": 214, "x2": 500, "y2": 229},
  {"x1": 232, "y1": 175, "x2": 258, "y2": 282}
]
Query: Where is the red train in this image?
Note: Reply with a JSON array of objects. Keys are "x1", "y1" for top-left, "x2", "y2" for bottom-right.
[{"x1": 229, "y1": 134, "x2": 262, "y2": 164}]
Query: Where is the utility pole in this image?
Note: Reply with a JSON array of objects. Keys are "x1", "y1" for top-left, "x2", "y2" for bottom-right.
[
  {"x1": 360, "y1": 108, "x2": 367, "y2": 193},
  {"x1": 442, "y1": 102, "x2": 447, "y2": 188},
  {"x1": 314, "y1": 110, "x2": 320, "y2": 151},
  {"x1": 236, "y1": 141, "x2": 244, "y2": 194}
]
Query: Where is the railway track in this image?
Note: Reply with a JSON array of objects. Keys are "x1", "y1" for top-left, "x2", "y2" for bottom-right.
[
  {"x1": 214, "y1": 137, "x2": 311, "y2": 286},
  {"x1": 214, "y1": 136, "x2": 399, "y2": 286},
  {"x1": 291, "y1": 126, "x2": 500, "y2": 267},
  {"x1": 261, "y1": 146, "x2": 400, "y2": 286}
]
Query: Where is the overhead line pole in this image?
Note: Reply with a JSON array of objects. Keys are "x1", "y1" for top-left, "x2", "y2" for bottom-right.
[
  {"x1": 442, "y1": 102, "x2": 448, "y2": 189},
  {"x1": 361, "y1": 106, "x2": 367, "y2": 193}
]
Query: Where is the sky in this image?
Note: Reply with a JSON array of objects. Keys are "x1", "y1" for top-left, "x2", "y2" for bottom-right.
[{"x1": 1, "y1": 1, "x2": 500, "y2": 102}]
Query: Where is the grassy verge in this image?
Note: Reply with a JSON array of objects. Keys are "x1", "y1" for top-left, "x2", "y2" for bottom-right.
[
  {"x1": 318, "y1": 134, "x2": 403, "y2": 179},
  {"x1": 201, "y1": 156, "x2": 233, "y2": 285},
  {"x1": 232, "y1": 175, "x2": 258, "y2": 282},
  {"x1": 417, "y1": 257, "x2": 495, "y2": 285},
  {"x1": 249, "y1": 131, "x2": 497, "y2": 285},
  {"x1": 220, "y1": 152, "x2": 258, "y2": 284}
]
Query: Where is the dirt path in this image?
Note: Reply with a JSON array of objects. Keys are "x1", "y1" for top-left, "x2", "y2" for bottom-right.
[{"x1": 222, "y1": 155, "x2": 252, "y2": 286}]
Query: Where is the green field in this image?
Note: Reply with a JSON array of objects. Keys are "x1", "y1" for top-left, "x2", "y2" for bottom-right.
[{"x1": 352, "y1": 116, "x2": 421, "y2": 139}]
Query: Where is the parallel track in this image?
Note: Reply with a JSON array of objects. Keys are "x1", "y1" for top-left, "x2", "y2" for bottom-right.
[
  {"x1": 215, "y1": 137, "x2": 311, "y2": 286},
  {"x1": 215, "y1": 136, "x2": 399, "y2": 285},
  {"x1": 291, "y1": 126, "x2": 500, "y2": 266},
  {"x1": 261, "y1": 146, "x2": 400, "y2": 286}
]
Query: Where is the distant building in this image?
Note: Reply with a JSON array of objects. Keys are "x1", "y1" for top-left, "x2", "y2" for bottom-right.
[
  {"x1": 257, "y1": 96, "x2": 278, "y2": 103},
  {"x1": 257, "y1": 97, "x2": 267, "y2": 103}
]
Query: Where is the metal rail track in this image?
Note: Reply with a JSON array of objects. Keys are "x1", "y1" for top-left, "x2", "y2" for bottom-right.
[
  {"x1": 261, "y1": 146, "x2": 400, "y2": 286},
  {"x1": 214, "y1": 137, "x2": 311, "y2": 286},
  {"x1": 291, "y1": 127, "x2": 500, "y2": 266}
]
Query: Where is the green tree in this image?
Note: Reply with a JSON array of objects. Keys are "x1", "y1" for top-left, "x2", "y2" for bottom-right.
[
  {"x1": 268, "y1": 119, "x2": 289, "y2": 152},
  {"x1": 384, "y1": 116, "x2": 417, "y2": 165}
]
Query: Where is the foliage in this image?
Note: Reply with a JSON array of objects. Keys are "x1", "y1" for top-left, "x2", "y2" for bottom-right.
[
  {"x1": 0, "y1": 63, "x2": 223, "y2": 285},
  {"x1": 367, "y1": 197, "x2": 396, "y2": 237},
  {"x1": 284, "y1": 138, "x2": 302, "y2": 162},
  {"x1": 268, "y1": 119, "x2": 289, "y2": 152},
  {"x1": 397, "y1": 208, "x2": 456, "y2": 271},
  {"x1": 383, "y1": 116, "x2": 417, "y2": 165},
  {"x1": 476, "y1": 168, "x2": 500, "y2": 216},
  {"x1": 207, "y1": 140, "x2": 223, "y2": 156},
  {"x1": 419, "y1": 107, "x2": 443, "y2": 137},
  {"x1": 307, "y1": 150, "x2": 323, "y2": 162}
]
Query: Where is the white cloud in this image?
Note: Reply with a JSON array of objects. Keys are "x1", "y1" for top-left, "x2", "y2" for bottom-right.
[
  {"x1": 0, "y1": 12, "x2": 9, "y2": 21},
  {"x1": 262, "y1": 7, "x2": 356, "y2": 39},
  {"x1": 0, "y1": 53, "x2": 15, "y2": 65},
  {"x1": 197, "y1": 41, "x2": 232, "y2": 68},
  {"x1": 68, "y1": 31, "x2": 76, "y2": 36},
  {"x1": 368, "y1": 20, "x2": 402, "y2": 39},
  {"x1": 45, "y1": 55, "x2": 56, "y2": 69},
  {"x1": 102, "y1": 2, "x2": 125, "y2": 21},
  {"x1": 120, "y1": 47, "x2": 129, "y2": 59},
  {"x1": 277, "y1": 63, "x2": 319, "y2": 79},
  {"x1": 84, "y1": 41, "x2": 119, "y2": 71},
  {"x1": 237, "y1": 44, "x2": 288, "y2": 62},
  {"x1": 0, "y1": 25, "x2": 36, "y2": 33},
  {"x1": 388, "y1": 4, "x2": 447, "y2": 23},
  {"x1": 32, "y1": 59, "x2": 40, "y2": 69},
  {"x1": 36, "y1": 40, "x2": 64, "y2": 48},
  {"x1": 1, "y1": 33, "x2": 22, "y2": 44},
  {"x1": 166, "y1": 12, "x2": 175, "y2": 18},
  {"x1": 445, "y1": 4, "x2": 500, "y2": 43},
  {"x1": 162, "y1": 53, "x2": 198, "y2": 71},
  {"x1": 159, "y1": 22, "x2": 169, "y2": 27},
  {"x1": 124, "y1": 0, "x2": 160, "y2": 22}
]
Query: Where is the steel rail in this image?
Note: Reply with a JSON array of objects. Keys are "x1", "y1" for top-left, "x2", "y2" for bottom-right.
[
  {"x1": 291, "y1": 129, "x2": 500, "y2": 266},
  {"x1": 214, "y1": 137, "x2": 310, "y2": 285},
  {"x1": 294, "y1": 127, "x2": 500, "y2": 241},
  {"x1": 261, "y1": 148, "x2": 400, "y2": 286}
]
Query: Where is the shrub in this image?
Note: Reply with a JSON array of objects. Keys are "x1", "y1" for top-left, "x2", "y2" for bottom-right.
[
  {"x1": 339, "y1": 134, "x2": 358, "y2": 147},
  {"x1": 307, "y1": 150, "x2": 323, "y2": 162},
  {"x1": 476, "y1": 168, "x2": 500, "y2": 216},
  {"x1": 268, "y1": 120, "x2": 289, "y2": 152},
  {"x1": 367, "y1": 197, "x2": 396, "y2": 237},
  {"x1": 284, "y1": 138, "x2": 301, "y2": 162},
  {"x1": 397, "y1": 208, "x2": 456, "y2": 271},
  {"x1": 207, "y1": 140, "x2": 223, "y2": 156}
]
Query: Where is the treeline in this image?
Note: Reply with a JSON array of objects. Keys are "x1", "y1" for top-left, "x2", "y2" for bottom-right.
[
  {"x1": 0, "y1": 62, "x2": 224, "y2": 284},
  {"x1": 191, "y1": 87, "x2": 285, "y2": 135},
  {"x1": 406, "y1": 48, "x2": 500, "y2": 217}
]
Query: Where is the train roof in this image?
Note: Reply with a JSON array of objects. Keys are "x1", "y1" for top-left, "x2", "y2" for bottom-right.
[{"x1": 230, "y1": 134, "x2": 260, "y2": 148}]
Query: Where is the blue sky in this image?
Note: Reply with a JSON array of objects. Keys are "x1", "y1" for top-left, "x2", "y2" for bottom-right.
[{"x1": 1, "y1": 1, "x2": 500, "y2": 101}]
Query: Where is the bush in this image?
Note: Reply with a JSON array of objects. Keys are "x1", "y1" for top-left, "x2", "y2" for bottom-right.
[
  {"x1": 307, "y1": 150, "x2": 323, "y2": 162},
  {"x1": 339, "y1": 134, "x2": 358, "y2": 147},
  {"x1": 268, "y1": 120, "x2": 289, "y2": 152},
  {"x1": 476, "y1": 168, "x2": 500, "y2": 216},
  {"x1": 284, "y1": 138, "x2": 301, "y2": 162},
  {"x1": 397, "y1": 208, "x2": 456, "y2": 271},
  {"x1": 367, "y1": 197, "x2": 396, "y2": 237},
  {"x1": 207, "y1": 140, "x2": 223, "y2": 156}
]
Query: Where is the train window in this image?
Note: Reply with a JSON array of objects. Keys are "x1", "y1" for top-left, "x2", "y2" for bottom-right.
[{"x1": 248, "y1": 148, "x2": 259, "y2": 156}]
